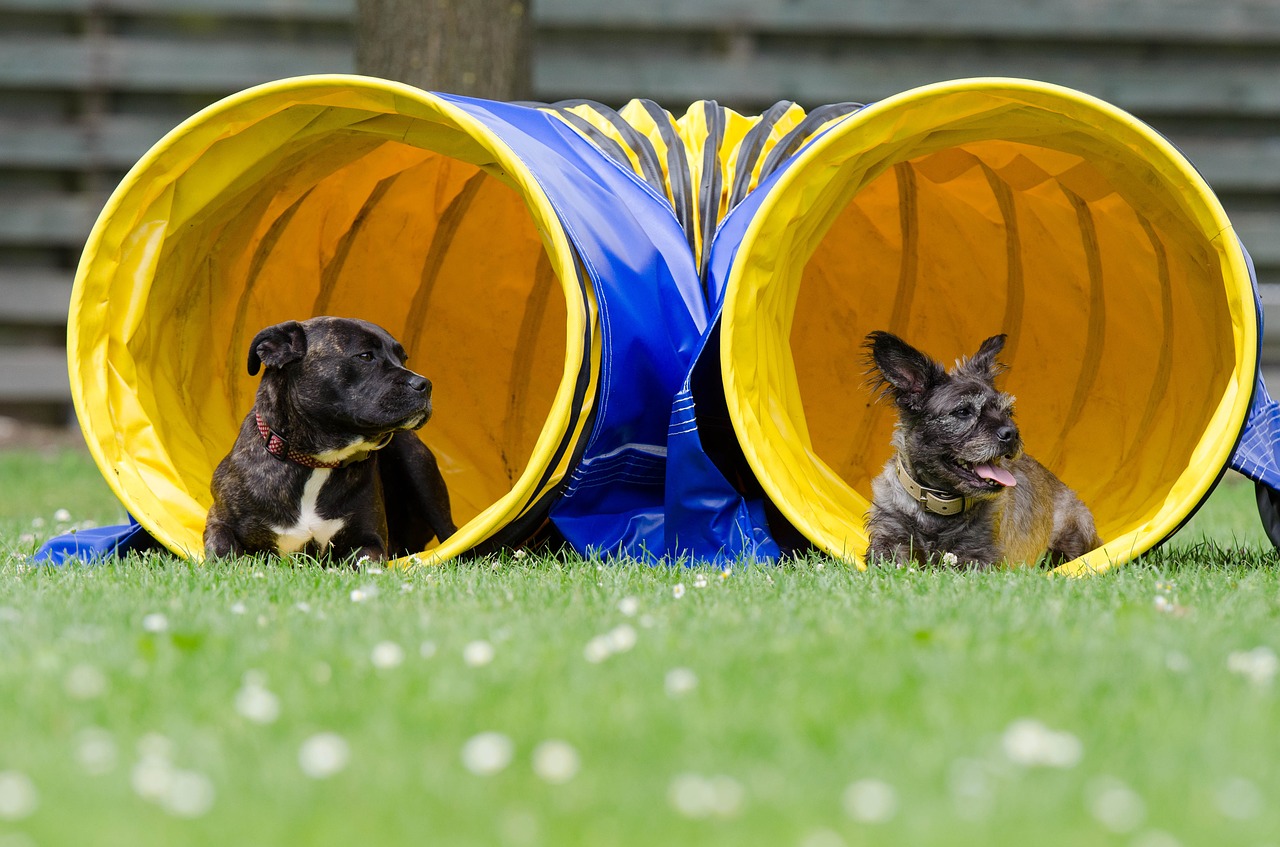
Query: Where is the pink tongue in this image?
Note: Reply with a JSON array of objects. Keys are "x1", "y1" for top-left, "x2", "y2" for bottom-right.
[{"x1": 974, "y1": 463, "x2": 1017, "y2": 487}]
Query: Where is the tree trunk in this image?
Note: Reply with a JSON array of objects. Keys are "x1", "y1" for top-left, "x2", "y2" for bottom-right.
[{"x1": 355, "y1": 0, "x2": 533, "y2": 101}]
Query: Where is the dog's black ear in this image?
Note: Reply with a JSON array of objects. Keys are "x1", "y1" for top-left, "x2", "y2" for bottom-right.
[
  {"x1": 961, "y1": 334, "x2": 1009, "y2": 382},
  {"x1": 864, "y1": 331, "x2": 944, "y2": 410},
  {"x1": 247, "y1": 321, "x2": 307, "y2": 375}
]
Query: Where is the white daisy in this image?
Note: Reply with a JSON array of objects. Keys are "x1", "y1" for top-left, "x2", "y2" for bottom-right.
[
  {"x1": 843, "y1": 778, "x2": 898, "y2": 824},
  {"x1": 234, "y1": 681, "x2": 281, "y2": 724},
  {"x1": 664, "y1": 667, "x2": 698, "y2": 698},
  {"x1": 371, "y1": 641, "x2": 405, "y2": 669},
  {"x1": 298, "y1": 733, "x2": 350, "y2": 779},
  {"x1": 463, "y1": 640, "x2": 495, "y2": 667},
  {"x1": 531, "y1": 740, "x2": 580, "y2": 784},
  {"x1": 141, "y1": 613, "x2": 169, "y2": 633},
  {"x1": 1001, "y1": 718, "x2": 1082, "y2": 768},
  {"x1": 0, "y1": 771, "x2": 38, "y2": 820},
  {"x1": 461, "y1": 732, "x2": 514, "y2": 776}
]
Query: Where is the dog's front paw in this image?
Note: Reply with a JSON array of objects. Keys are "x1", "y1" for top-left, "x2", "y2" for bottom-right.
[
  {"x1": 203, "y1": 519, "x2": 243, "y2": 559},
  {"x1": 346, "y1": 545, "x2": 387, "y2": 569}
]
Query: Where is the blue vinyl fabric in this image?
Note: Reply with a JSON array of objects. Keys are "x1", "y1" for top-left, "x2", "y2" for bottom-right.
[
  {"x1": 662, "y1": 163, "x2": 795, "y2": 563},
  {"x1": 1227, "y1": 247, "x2": 1280, "y2": 490},
  {"x1": 434, "y1": 95, "x2": 710, "y2": 559},
  {"x1": 36, "y1": 517, "x2": 158, "y2": 565},
  {"x1": 1235, "y1": 376, "x2": 1280, "y2": 485},
  {"x1": 542, "y1": 98, "x2": 863, "y2": 564}
]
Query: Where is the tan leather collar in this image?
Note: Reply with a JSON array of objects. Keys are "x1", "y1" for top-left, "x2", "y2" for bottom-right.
[{"x1": 896, "y1": 459, "x2": 968, "y2": 516}]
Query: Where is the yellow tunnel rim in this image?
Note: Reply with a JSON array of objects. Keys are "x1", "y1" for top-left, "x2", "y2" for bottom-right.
[
  {"x1": 719, "y1": 77, "x2": 1258, "y2": 574},
  {"x1": 68, "y1": 73, "x2": 588, "y2": 564}
]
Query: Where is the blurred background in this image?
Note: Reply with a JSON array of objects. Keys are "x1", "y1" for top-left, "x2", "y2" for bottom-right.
[{"x1": 2, "y1": 0, "x2": 1279, "y2": 435}]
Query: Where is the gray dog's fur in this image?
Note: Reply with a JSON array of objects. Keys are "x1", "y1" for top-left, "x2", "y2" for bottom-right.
[
  {"x1": 204, "y1": 316, "x2": 455, "y2": 562},
  {"x1": 863, "y1": 331, "x2": 1100, "y2": 569}
]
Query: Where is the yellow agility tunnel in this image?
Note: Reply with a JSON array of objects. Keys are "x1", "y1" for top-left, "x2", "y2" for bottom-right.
[
  {"x1": 44, "y1": 75, "x2": 1268, "y2": 573},
  {"x1": 697, "y1": 79, "x2": 1259, "y2": 574},
  {"x1": 60, "y1": 74, "x2": 713, "y2": 563}
]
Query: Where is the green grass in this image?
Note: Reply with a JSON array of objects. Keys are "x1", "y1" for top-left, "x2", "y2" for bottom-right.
[{"x1": 1, "y1": 449, "x2": 1279, "y2": 846}]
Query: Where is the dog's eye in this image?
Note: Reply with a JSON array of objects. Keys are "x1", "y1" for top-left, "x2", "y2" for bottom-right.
[
  {"x1": 355, "y1": 352, "x2": 375, "y2": 362},
  {"x1": 953, "y1": 406, "x2": 975, "y2": 419}
]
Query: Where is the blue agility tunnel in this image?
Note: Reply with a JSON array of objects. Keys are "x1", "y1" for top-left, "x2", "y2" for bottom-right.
[{"x1": 38, "y1": 76, "x2": 1278, "y2": 573}]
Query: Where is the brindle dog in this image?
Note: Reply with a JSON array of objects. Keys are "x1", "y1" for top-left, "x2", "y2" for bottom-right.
[
  {"x1": 863, "y1": 331, "x2": 1100, "y2": 569},
  {"x1": 204, "y1": 317, "x2": 455, "y2": 562}
]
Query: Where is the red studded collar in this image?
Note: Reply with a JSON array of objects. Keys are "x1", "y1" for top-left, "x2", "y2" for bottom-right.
[{"x1": 254, "y1": 411, "x2": 346, "y2": 470}]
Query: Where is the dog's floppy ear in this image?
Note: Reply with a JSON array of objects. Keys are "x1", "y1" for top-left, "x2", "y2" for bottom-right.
[
  {"x1": 247, "y1": 321, "x2": 307, "y2": 375},
  {"x1": 864, "y1": 331, "x2": 944, "y2": 411},
  {"x1": 960, "y1": 334, "x2": 1008, "y2": 382}
]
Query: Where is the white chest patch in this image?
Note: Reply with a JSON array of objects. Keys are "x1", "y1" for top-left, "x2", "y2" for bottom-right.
[{"x1": 271, "y1": 469, "x2": 346, "y2": 554}]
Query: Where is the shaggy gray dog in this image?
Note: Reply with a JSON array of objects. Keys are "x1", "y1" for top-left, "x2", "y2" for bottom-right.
[{"x1": 863, "y1": 331, "x2": 1100, "y2": 569}]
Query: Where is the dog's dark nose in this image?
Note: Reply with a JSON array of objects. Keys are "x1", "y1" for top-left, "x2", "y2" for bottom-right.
[
  {"x1": 997, "y1": 425, "x2": 1017, "y2": 444},
  {"x1": 407, "y1": 374, "x2": 431, "y2": 393}
]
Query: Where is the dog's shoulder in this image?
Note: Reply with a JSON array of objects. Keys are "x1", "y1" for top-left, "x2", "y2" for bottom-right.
[{"x1": 868, "y1": 460, "x2": 915, "y2": 517}]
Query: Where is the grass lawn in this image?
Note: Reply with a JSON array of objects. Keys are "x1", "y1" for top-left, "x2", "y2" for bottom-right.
[{"x1": 1, "y1": 448, "x2": 1278, "y2": 846}]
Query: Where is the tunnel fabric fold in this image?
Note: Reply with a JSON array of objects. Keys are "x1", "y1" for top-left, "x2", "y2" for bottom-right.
[{"x1": 546, "y1": 97, "x2": 861, "y2": 561}]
